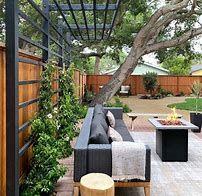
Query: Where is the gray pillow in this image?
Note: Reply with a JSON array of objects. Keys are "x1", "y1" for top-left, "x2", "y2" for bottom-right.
[
  {"x1": 94, "y1": 104, "x2": 106, "y2": 116},
  {"x1": 89, "y1": 123, "x2": 109, "y2": 144},
  {"x1": 92, "y1": 113, "x2": 108, "y2": 132}
]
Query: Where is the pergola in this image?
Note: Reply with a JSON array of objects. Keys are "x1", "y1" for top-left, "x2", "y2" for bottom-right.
[{"x1": 5, "y1": 0, "x2": 121, "y2": 195}]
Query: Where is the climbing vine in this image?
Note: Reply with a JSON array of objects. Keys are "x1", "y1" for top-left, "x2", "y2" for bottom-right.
[
  {"x1": 56, "y1": 66, "x2": 83, "y2": 158},
  {"x1": 21, "y1": 62, "x2": 65, "y2": 195},
  {"x1": 57, "y1": 66, "x2": 88, "y2": 157},
  {"x1": 21, "y1": 62, "x2": 87, "y2": 195}
]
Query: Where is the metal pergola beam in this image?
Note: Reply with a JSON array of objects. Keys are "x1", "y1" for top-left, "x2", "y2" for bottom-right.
[
  {"x1": 58, "y1": 17, "x2": 64, "y2": 67},
  {"x1": 5, "y1": 0, "x2": 19, "y2": 195},
  {"x1": 49, "y1": 4, "x2": 117, "y2": 11},
  {"x1": 102, "y1": 0, "x2": 110, "y2": 39},
  {"x1": 73, "y1": 36, "x2": 108, "y2": 40},
  {"x1": 61, "y1": 24, "x2": 112, "y2": 30},
  {"x1": 50, "y1": 1, "x2": 121, "y2": 41},
  {"x1": 80, "y1": 0, "x2": 89, "y2": 39},
  {"x1": 52, "y1": 0, "x2": 77, "y2": 39},
  {"x1": 108, "y1": 0, "x2": 121, "y2": 38},
  {"x1": 66, "y1": 0, "x2": 83, "y2": 39},
  {"x1": 5, "y1": 0, "x2": 121, "y2": 195},
  {"x1": 93, "y1": 0, "x2": 96, "y2": 39},
  {"x1": 42, "y1": 0, "x2": 50, "y2": 62}
]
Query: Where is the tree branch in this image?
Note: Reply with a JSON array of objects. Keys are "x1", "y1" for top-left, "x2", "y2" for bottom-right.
[
  {"x1": 80, "y1": 52, "x2": 106, "y2": 58},
  {"x1": 144, "y1": 0, "x2": 190, "y2": 27},
  {"x1": 134, "y1": 0, "x2": 191, "y2": 47},
  {"x1": 144, "y1": 0, "x2": 199, "y2": 46},
  {"x1": 145, "y1": 27, "x2": 202, "y2": 53}
]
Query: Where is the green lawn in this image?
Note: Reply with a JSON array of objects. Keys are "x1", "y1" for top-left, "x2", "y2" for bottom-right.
[{"x1": 167, "y1": 98, "x2": 202, "y2": 112}]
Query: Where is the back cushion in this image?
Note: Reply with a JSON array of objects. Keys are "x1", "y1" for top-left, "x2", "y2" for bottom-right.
[
  {"x1": 90, "y1": 123, "x2": 109, "y2": 144},
  {"x1": 94, "y1": 104, "x2": 106, "y2": 116},
  {"x1": 89, "y1": 104, "x2": 110, "y2": 144},
  {"x1": 121, "y1": 85, "x2": 130, "y2": 91},
  {"x1": 92, "y1": 113, "x2": 108, "y2": 132}
]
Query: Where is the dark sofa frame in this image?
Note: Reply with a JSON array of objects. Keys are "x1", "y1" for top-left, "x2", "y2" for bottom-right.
[{"x1": 73, "y1": 107, "x2": 151, "y2": 196}]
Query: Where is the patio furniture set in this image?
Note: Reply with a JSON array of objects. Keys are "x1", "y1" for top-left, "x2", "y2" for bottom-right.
[
  {"x1": 74, "y1": 105, "x2": 198, "y2": 196},
  {"x1": 74, "y1": 105, "x2": 150, "y2": 196}
]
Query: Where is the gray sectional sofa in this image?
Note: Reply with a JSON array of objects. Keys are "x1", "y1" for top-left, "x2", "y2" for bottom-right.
[{"x1": 74, "y1": 105, "x2": 151, "y2": 196}]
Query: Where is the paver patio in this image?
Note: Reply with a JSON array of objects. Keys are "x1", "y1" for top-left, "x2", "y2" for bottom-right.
[{"x1": 55, "y1": 96, "x2": 202, "y2": 196}]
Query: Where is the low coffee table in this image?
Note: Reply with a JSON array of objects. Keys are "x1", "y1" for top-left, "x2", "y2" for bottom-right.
[{"x1": 149, "y1": 118, "x2": 198, "y2": 162}]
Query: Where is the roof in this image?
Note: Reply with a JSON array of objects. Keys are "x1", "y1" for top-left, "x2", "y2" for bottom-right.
[
  {"x1": 191, "y1": 64, "x2": 202, "y2": 73},
  {"x1": 143, "y1": 62, "x2": 169, "y2": 72},
  {"x1": 102, "y1": 62, "x2": 169, "y2": 74}
]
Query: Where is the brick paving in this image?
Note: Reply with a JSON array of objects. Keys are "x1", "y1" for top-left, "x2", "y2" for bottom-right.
[{"x1": 55, "y1": 96, "x2": 202, "y2": 195}]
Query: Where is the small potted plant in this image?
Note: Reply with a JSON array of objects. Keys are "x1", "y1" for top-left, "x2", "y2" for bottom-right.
[{"x1": 190, "y1": 80, "x2": 202, "y2": 132}]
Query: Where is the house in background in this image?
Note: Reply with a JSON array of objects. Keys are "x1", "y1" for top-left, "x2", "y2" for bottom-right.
[
  {"x1": 191, "y1": 64, "x2": 202, "y2": 75},
  {"x1": 102, "y1": 62, "x2": 169, "y2": 75}
]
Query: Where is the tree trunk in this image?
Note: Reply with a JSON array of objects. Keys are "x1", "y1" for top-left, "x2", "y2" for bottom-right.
[
  {"x1": 90, "y1": 46, "x2": 144, "y2": 106},
  {"x1": 94, "y1": 56, "x2": 100, "y2": 74}
]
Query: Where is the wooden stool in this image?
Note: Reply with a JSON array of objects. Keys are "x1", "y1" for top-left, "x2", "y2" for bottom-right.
[{"x1": 80, "y1": 173, "x2": 114, "y2": 196}]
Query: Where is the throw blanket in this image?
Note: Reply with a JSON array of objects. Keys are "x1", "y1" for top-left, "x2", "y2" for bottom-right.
[{"x1": 112, "y1": 141, "x2": 146, "y2": 181}]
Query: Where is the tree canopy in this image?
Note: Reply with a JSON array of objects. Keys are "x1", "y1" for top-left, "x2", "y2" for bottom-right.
[
  {"x1": 162, "y1": 54, "x2": 192, "y2": 75},
  {"x1": 91, "y1": 0, "x2": 202, "y2": 104}
]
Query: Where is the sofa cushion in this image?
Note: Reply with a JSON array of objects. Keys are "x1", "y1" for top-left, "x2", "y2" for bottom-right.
[
  {"x1": 89, "y1": 123, "x2": 109, "y2": 144},
  {"x1": 92, "y1": 113, "x2": 109, "y2": 132},
  {"x1": 94, "y1": 104, "x2": 106, "y2": 116},
  {"x1": 121, "y1": 85, "x2": 130, "y2": 92},
  {"x1": 115, "y1": 119, "x2": 134, "y2": 142},
  {"x1": 108, "y1": 126, "x2": 123, "y2": 142},
  {"x1": 106, "y1": 111, "x2": 115, "y2": 128}
]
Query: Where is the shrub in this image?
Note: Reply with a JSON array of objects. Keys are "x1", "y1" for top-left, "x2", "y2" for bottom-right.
[
  {"x1": 191, "y1": 80, "x2": 202, "y2": 113},
  {"x1": 78, "y1": 104, "x2": 88, "y2": 118},
  {"x1": 157, "y1": 86, "x2": 173, "y2": 97},
  {"x1": 104, "y1": 96, "x2": 132, "y2": 113},
  {"x1": 143, "y1": 72, "x2": 158, "y2": 96},
  {"x1": 83, "y1": 85, "x2": 95, "y2": 103}
]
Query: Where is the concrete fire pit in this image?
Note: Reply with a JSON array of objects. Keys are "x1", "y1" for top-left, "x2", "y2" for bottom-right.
[{"x1": 149, "y1": 118, "x2": 198, "y2": 162}]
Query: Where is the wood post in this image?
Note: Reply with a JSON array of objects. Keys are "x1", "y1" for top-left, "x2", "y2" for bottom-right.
[{"x1": 144, "y1": 185, "x2": 150, "y2": 196}]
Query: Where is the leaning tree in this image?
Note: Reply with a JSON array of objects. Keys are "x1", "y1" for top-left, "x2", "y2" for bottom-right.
[{"x1": 91, "y1": 0, "x2": 202, "y2": 105}]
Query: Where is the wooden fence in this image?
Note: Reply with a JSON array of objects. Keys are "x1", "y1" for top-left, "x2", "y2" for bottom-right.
[
  {"x1": 74, "y1": 69, "x2": 86, "y2": 98},
  {"x1": 0, "y1": 43, "x2": 86, "y2": 196},
  {"x1": 87, "y1": 75, "x2": 202, "y2": 95}
]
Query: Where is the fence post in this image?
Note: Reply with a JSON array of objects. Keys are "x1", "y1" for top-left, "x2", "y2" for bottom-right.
[
  {"x1": 5, "y1": 0, "x2": 19, "y2": 195},
  {"x1": 42, "y1": 0, "x2": 50, "y2": 63}
]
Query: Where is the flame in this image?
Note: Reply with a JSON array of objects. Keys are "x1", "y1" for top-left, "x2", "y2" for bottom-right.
[{"x1": 167, "y1": 107, "x2": 178, "y2": 121}]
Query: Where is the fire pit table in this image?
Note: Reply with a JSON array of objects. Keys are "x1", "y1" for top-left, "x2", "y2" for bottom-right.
[{"x1": 149, "y1": 118, "x2": 198, "y2": 162}]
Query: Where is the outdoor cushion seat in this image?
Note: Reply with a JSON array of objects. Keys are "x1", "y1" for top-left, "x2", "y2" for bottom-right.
[
  {"x1": 89, "y1": 123, "x2": 109, "y2": 144},
  {"x1": 115, "y1": 119, "x2": 134, "y2": 141},
  {"x1": 92, "y1": 113, "x2": 108, "y2": 132},
  {"x1": 94, "y1": 104, "x2": 106, "y2": 116},
  {"x1": 119, "y1": 85, "x2": 131, "y2": 96}
]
